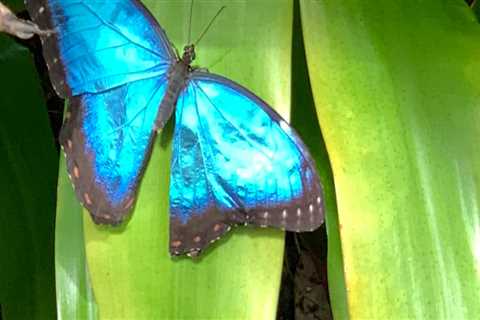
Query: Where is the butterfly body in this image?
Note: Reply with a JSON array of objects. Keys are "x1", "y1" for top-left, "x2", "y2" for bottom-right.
[
  {"x1": 156, "y1": 45, "x2": 195, "y2": 130},
  {"x1": 26, "y1": 0, "x2": 325, "y2": 256}
]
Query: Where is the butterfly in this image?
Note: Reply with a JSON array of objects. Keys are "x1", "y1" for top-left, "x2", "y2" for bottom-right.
[{"x1": 25, "y1": 0, "x2": 325, "y2": 256}]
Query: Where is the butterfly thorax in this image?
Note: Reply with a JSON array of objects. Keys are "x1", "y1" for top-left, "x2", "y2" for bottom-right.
[
  {"x1": 181, "y1": 44, "x2": 196, "y2": 65},
  {"x1": 155, "y1": 45, "x2": 197, "y2": 130}
]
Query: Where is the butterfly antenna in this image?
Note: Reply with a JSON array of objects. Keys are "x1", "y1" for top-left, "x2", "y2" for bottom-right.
[
  {"x1": 194, "y1": 5, "x2": 226, "y2": 46},
  {"x1": 187, "y1": 0, "x2": 194, "y2": 44}
]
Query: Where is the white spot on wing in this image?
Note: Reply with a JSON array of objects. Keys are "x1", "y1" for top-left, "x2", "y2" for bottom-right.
[
  {"x1": 282, "y1": 209, "x2": 287, "y2": 219},
  {"x1": 83, "y1": 193, "x2": 92, "y2": 205}
]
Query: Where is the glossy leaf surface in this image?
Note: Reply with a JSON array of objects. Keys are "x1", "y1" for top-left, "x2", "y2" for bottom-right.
[{"x1": 302, "y1": 0, "x2": 480, "y2": 318}]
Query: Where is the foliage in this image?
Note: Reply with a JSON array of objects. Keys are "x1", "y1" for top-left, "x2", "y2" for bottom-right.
[
  {"x1": 0, "y1": 34, "x2": 57, "y2": 319},
  {"x1": 302, "y1": 0, "x2": 480, "y2": 318}
]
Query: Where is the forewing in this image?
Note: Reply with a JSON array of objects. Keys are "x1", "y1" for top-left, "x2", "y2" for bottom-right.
[
  {"x1": 25, "y1": 0, "x2": 175, "y2": 97},
  {"x1": 60, "y1": 76, "x2": 167, "y2": 224},
  {"x1": 169, "y1": 72, "x2": 324, "y2": 255}
]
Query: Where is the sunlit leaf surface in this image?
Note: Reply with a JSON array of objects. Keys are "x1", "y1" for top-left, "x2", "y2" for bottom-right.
[{"x1": 302, "y1": 0, "x2": 480, "y2": 318}]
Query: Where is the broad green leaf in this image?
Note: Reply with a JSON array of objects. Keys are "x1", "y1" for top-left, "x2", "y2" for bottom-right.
[
  {"x1": 302, "y1": 0, "x2": 480, "y2": 318},
  {"x1": 56, "y1": 152, "x2": 98, "y2": 319},
  {"x1": 291, "y1": 1, "x2": 348, "y2": 319},
  {"x1": 0, "y1": 36, "x2": 56, "y2": 318},
  {"x1": 56, "y1": 1, "x2": 294, "y2": 318}
]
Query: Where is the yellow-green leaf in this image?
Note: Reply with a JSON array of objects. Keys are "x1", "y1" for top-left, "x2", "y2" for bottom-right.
[{"x1": 302, "y1": 0, "x2": 480, "y2": 318}]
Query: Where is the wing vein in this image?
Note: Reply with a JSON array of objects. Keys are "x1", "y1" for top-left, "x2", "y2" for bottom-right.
[
  {"x1": 81, "y1": 2, "x2": 170, "y2": 61},
  {"x1": 191, "y1": 82, "x2": 244, "y2": 210},
  {"x1": 192, "y1": 80, "x2": 273, "y2": 160},
  {"x1": 99, "y1": 75, "x2": 166, "y2": 140},
  {"x1": 190, "y1": 87, "x2": 218, "y2": 209},
  {"x1": 75, "y1": 66, "x2": 169, "y2": 93}
]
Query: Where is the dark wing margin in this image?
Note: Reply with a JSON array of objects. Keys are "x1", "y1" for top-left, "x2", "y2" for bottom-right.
[
  {"x1": 168, "y1": 71, "x2": 325, "y2": 256},
  {"x1": 25, "y1": 0, "x2": 67, "y2": 96}
]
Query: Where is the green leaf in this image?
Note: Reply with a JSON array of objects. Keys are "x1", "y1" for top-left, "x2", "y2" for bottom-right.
[
  {"x1": 56, "y1": 151, "x2": 98, "y2": 319},
  {"x1": 470, "y1": 0, "x2": 480, "y2": 20},
  {"x1": 291, "y1": 1, "x2": 348, "y2": 319},
  {"x1": 0, "y1": 38, "x2": 56, "y2": 318},
  {"x1": 302, "y1": 0, "x2": 480, "y2": 318},
  {"x1": 56, "y1": 1, "x2": 295, "y2": 318}
]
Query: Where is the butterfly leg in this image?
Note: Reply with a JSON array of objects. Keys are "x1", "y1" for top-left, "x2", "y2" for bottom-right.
[
  {"x1": 194, "y1": 67, "x2": 210, "y2": 73},
  {"x1": 0, "y1": 2, "x2": 52, "y2": 39}
]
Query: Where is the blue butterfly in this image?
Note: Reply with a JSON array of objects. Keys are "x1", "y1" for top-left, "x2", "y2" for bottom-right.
[{"x1": 26, "y1": 0, "x2": 324, "y2": 256}]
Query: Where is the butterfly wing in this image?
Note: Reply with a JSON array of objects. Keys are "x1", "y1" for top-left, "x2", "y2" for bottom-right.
[
  {"x1": 25, "y1": 0, "x2": 176, "y2": 223},
  {"x1": 169, "y1": 72, "x2": 324, "y2": 255},
  {"x1": 25, "y1": 0, "x2": 175, "y2": 97},
  {"x1": 61, "y1": 76, "x2": 168, "y2": 223}
]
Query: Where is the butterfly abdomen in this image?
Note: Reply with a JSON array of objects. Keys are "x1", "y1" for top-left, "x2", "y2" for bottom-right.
[{"x1": 155, "y1": 61, "x2": 192, "y2": 130}]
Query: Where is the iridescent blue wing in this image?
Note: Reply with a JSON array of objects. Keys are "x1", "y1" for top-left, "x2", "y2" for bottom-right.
[
  {"x1": 60, "y1": 76, "x2": 168, "y2": 223},
  {"x1": 25, "y1": 0, "x2": 175, "y2": 223},
  {"x1": 169, "y1": 72, "x2": 324, "y2": 255},
  {"x1": 25, "y1": 0, "x2": 175, "y2": 97}
]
